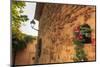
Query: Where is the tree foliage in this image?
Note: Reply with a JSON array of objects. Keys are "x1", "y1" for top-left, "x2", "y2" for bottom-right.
[
  {"x1": 12, "y1": 0, "x2": 28, "y2": 34},
  {"x1": 12, "y1": 0, "x2": 36, "y2": 51}
]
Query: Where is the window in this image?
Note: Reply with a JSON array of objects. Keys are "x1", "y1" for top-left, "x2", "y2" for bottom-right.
[{"x1": 80, "y1": 24, "x2": 92, "y2": 43}]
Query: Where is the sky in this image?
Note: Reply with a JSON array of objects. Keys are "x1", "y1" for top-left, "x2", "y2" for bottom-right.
[{"x1": 19, "y1": 2, "x2": 39, "y2": 36}]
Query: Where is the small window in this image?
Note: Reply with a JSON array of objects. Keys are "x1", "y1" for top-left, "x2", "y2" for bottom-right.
[{"x1": 80, "y1": 24, "x2": 92, "y2": 43}]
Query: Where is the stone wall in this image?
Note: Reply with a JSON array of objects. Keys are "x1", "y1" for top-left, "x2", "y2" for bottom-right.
[
  {"x1": 35, "y1": 3, "x2": 96, "y2": 64},
  {"x1": 15, "y1": 40, "x2": 36, "y2": 65}
]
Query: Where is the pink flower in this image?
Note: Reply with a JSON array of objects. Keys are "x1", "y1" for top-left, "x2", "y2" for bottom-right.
[
  {"x1": 91, "y1": 32, "x2": 95, "y2": 46},
  {"x1": 76, "y1": 32, "x2": 83, "y2": 40},
  {"x1": 74, "y1": 26, "x2": 80, "y2": 32},
  {"x1": 76, "y1": 35, "x2": 83, "y2": 41},
  {"x1": 91, "y1": 38, "x2": 96, "y2": 46},
  {"x1": 79, "y1": 35, "x2": 83, "y2": 40}
]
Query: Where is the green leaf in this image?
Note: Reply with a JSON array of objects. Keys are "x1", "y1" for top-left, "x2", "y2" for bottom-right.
[{"x1": 73, "y1": 39, "x2": 84, "y2": 46}]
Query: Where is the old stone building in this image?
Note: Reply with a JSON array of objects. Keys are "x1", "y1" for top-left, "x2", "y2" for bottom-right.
[{"x1": 34, "y1": 3, "x2": 96, "y2": 64}]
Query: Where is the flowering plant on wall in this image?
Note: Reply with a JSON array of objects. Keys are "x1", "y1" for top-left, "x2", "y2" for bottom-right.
[
  {"x1": 73, "y1": 24, "x2": 92, "y2": 44},
  {"x1": 73, "y1": 24, "x2": 92, "y2": 62}
]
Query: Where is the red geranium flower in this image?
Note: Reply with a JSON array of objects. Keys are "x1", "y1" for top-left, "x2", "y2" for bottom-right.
[
  {"x1": 74, "y1": 26, "x2": 80, "y2": 33},
  {"x1": 91, "y1": 38, "x2": 95, "y2": 46}
]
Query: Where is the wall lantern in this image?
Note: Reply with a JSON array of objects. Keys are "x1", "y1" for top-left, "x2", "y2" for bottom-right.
[{"x1": 30, "y1": 19, "x2": 39, "y2": 31}]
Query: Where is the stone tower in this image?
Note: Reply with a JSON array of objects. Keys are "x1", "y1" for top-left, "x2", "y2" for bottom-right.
[{"x1": 34, "y1": 3, "x2": 96, "y2": 64}]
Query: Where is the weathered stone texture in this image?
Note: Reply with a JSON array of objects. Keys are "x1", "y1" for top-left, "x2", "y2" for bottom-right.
[
  {"x1": 35, "y1": 3, "x2": 96, "y2": 64},
  {"x1": 15, "y1": 41, "x2": 36, "y2": 65}
]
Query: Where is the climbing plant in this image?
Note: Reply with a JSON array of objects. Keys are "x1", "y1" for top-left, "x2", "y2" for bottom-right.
[{"x1": 73, "y1": 24, "x2": 92, "y2": 62}]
